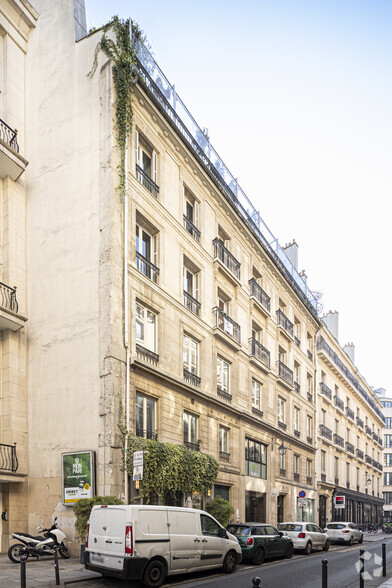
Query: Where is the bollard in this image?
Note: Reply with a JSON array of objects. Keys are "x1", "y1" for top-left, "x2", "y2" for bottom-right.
[
  {"x1": 20, "y1": 558, "x2": 26, "y2": 588},
  {"x1": 53, "y1": 547, "x2": 60, "y2": 586},
  {"x1": 383, "y1": 543, "x2": 386, "y2": 577},
  {"x1": 359, "y1": 549, "x2": 364, "y2": 588},
  {"x1": 322, "y1": 558, "x2": 328, "y2": 588},
  {"x1": 252, "y1": 578, "x2": 261, "y2": 587}
]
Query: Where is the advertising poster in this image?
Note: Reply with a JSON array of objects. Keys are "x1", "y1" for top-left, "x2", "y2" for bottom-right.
[{"x1": 62, "y1": 451, "x2": 95, "y2": 505}]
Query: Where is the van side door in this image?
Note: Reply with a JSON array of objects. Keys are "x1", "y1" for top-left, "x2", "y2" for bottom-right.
[
  {"x1": 199, "y1": 514, "x2": 226, "y2": 567},
  {"x1": 167, "y1": 510, "x2": 202, "y2": 571}
]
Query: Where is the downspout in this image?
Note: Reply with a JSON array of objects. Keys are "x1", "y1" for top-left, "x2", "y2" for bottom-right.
[{"x1": 124, "y1": 137, "x2": 130, "y2": 504}]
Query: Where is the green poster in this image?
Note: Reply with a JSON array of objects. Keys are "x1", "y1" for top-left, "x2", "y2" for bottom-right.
[{"x1": 62, "y1": 451, "x2": 95, "y2": 504}]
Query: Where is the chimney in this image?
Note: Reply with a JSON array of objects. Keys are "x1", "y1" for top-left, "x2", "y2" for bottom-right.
[
  {"x1": 343, "y1": 342, "x2": 355, "y2": 364},
  {"x1": 321, "y1": 310, "x2": 339, "y2": 340},
  {"x1": 300, "y1": 269, "x2": 307, "y2": 285},
  {"x1": 283, "y1": 240, "x2": 298, "y2": 272}
]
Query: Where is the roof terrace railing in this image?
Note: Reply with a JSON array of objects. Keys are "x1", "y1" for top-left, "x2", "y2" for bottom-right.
[{"x1": 133, "y1": 38, "x2": 318, "y2": 315}]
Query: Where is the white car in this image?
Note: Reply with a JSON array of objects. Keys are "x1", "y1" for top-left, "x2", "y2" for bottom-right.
[
  {"x1": 278, "y1": 522, "x2": 329, "y2": 554},
  {"x1": 324, "y1": 522, "x2": 363, "y2": 545}
]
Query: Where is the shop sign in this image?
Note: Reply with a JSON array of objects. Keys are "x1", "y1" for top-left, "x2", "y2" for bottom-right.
[{"x1": 334, "y1": 495, "x2": 345, "y2": 509}]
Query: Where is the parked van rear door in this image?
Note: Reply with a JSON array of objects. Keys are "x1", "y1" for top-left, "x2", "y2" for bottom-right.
[
  {"x1": 167, "y1": 509, "x2": 202, "y2": 571},
  {"x1": 88, "y1": 506, "x2": 126, "y2": 570}
]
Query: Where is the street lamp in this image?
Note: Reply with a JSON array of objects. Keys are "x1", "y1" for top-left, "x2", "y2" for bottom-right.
[{"x1": 278, "y1": 442, "x2": 287, "y2": 456}]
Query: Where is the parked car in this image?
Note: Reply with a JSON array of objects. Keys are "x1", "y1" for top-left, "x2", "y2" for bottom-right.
[
  {"x1": 277, "y1": 522, "x2": 329, "y2": 554},
  {"x1": 226, "y1": 523, "x2": 293, "y2": 565},
  {"x1": 323, "y1": 522, "x2": 363, "y2": 545},
  {"x1": 85, "y1": 505, "x2": 242, "y2": 587}
]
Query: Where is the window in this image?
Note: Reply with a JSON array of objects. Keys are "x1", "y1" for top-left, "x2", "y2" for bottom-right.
[
  {"x1": 279, "y1": 450, "x2": 286, "y2": 472},
  {"x1": 245, "y1": 438, "x2": 267, "y2": 479},
  {"x1": 294, "y1": 454, "x2": 300, "y2": 475},
  {"x1": 136, "y1": 303, "x2": 157, "y2": 352},
  {"x1": 346, "y1": 462, "x2": 350, "y2": 484},
  {"x1": 335, "y1": 457, "x2": 339, "y2": 478},
  {"x1": 382, "y1": 401, "x2": 392, "y2": 408},
  {"x1": 386, "y1": 417, "x2": 392, "y2": 429},
  {"x1": 385, "y1": 435, "x2": 392, "y2": 448},
  {"x1": 183, "y1": 188, "x2": 200, "y2": 241},
  {"x1": 383, "y1": 492, "x2": 392, "y2": 504},
  {"x1": 307, "y1": 333, "x2": 313, "y2": 358},
  {"x1": 321, "y1": 450, "x2": 326, "y2": 473},
  {"x1": 217, "y1": 356, "x2": 230, "y2": 394},
  {"x1": 214, "y1": 485, "x2": 230, "y2": 501},
  {"x1": 384, "y1": 473, "x2": 392, "y2": 486},
  {"x1": 385, "y1": 454, "x2": 392, "y2": 467},
  {"x1": 252, "y1": 379, "x2": 262, "y2": 412},
  {"x1": 294, "y1": 407, "x2": 300, "y2": 432},
  {"x1": 307, "y1": 373, "x2": 313, "y2": 394},
  {"x1": 183, "y1": 412, "x2": 198, "y2": 448},
  {"x1": 306, "y1": 459, "x2": 312, "y2": 479},
  {"x1": 219, "y1": 426, "x2": 229, "y2": 459},
  {"x1": 294, "y1": 317, "x2": 301, "y2": 342},
  {"x1": 200, "y1": 514, "x2": 220, "y2": 536},
  {"x1": 135, "y1": 131, "x2": 158, "y2": 195},
  {"x1": 136, "y1": 393, "x2": 156, "y2": 439},
  {"x1": 183, "y1": 334, "x2": 199, "y2": 384},
  {"x1": 136, "y1": 221, "x2": 158, "y2": 282},
  {"x1": 321, "y1": 408, "x2": 326, "y2": 426},
  {"x1": 183, "y1": 259, "x2": 200, "y2": 315},
  {"x1": 307, "y1": 415, "x2": 313, "y2": 441},
  {"x1": 294, "y1": 362, "x2": 300, "y2": 386},
  {"x1": 278, "y1": 396, "x2": 286, "y2": 424}
]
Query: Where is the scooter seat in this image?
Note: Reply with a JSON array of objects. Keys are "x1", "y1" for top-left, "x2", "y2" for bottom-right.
[{"x1": 18, "y1": 533, "x2": 45, "y2": 541}]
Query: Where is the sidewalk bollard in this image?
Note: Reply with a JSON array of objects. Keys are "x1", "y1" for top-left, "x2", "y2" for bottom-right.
[
  {"x1": 252, "y1": 578, "x2": 261, "y2": 587},
  {"x1": 54, "y1": 547, "x2": 60, "y2": 586},
  {"x1": 359, "y1": 549, "x2": 364, "y2": 588},
  {"x1": 383, "y1": 543, "x2": 386, "y2": 577},
  {"x1": 322, "y1": 558, "x2": 328, "y2": 588},
  {"x1": 20, "y1": 559, "x2": 26, "y2": 588}
]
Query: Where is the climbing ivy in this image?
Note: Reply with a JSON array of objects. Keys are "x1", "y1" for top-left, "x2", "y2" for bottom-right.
[{"x1": 88, "y1": 16, "x2": 143, "y2": 199}]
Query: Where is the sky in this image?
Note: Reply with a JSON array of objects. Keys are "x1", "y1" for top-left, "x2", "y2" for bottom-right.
[{"x1": 86, "y1": 1, "x2": 392, "y2": 395}]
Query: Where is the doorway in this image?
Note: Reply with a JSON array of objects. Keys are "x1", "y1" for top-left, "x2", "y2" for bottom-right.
[
  {"x1": 319, "y1": 495, "x2": 327, "y2": 529},
  {"x1": 277, "y1": 495, "x2": 285, "y2": 523},
  {"x1": 245, "y1": 491, "x2": 266, "y2": 522}
]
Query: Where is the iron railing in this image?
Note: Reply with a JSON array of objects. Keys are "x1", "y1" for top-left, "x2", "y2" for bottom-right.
[
  {"x1": 356, "y1": 449, "x2": 364, "y2": 460},
  {"x1": 356, "y1": 417, "x2": 364, "y2": 429},
  {"x1": 334, "y1": 395, "x2": 344, "y2": 411},
  {"x1": 136, "y1": 251, "x2": 159, "y2": 283},
  {"x1": 278, "y1": 361, "x2": 293, "y2": 386},
  {"x1": 136, "y1": 428, "x2": 158, "y2": 440},
  {"x1": 346, "y1": 407, "x2": 355, "y2": 421},
  {"x1": 334, "y1": 433, "x2": 344, "y2": 448},
  {"x1": 183, "y1": 368, "x2": 201, "y2": 387},
  {"x1": 294, "y1": 381, "x2": 300, "y2": 393},
  {"x1": 321, "y1": 473, "x2": 326, "y2": 482},
  {"x1": 183, "y1": 215, "x2": 200, "y2": 242},
  {"x1": 248, "y1": 278, "x2": 270, "y2": 312},
  {"x1": 136, "y1": 164, "x2": 159, "y2": 198},
  {"x1": 0, "y1": 282, "x2": 19, "y2": 314},
  {"x1": 346, "y1": 442, "x2": 355, "y2": 454},
  {"x1": 276, "y1": 309, "x2": 294, "y2": 338},
  {"x1": 212, "y1": 238, "x2": 241, "y2": 280},
  {"x1": 183, "y1": 291, "x2": 201, "y2": 316},
  {"x1": 365, "y1": 454, "x2": 372, "y2": 465},
  {"x1": 220, "y1": 451, "x2": 230, "y2": 462},
  {"x1": 133, "y1": 41, "x2": 318, "y2": 315},
  {"x1": 366, "y1": 425, "x2": 372, "y2": 436},
  {"x1": 184, "y1": 441, "x2": 200, "y2": 451},
  {"x1": 320, "y1": 382, "x2": 332, "y2": 400},
  {"x1": 320, "y1": 424, "x2": 332, "y2": 441},
  {"x1": 249, "y1": 338, "x2": 270, "y2": 368},
  {"x1": 136, "y1": 344, "x2": 159, "y2": 365},
  {"x1": 217, "y1": 387, "x2": 232, "y2": 403},
  {"x1": 0, "y1": 118, "x2": 19, "y2": 152},
  {"x1": 0, "y1": 443, "x2": 18, "y2": 472},
  {"x1": 214, "y1": 307, "x2": 241, "y2": 344}
]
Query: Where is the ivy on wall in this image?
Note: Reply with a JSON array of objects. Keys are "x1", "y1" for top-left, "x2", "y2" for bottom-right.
[{"x1": 88, "y1": 16, "x2": 142, "y2": 199}]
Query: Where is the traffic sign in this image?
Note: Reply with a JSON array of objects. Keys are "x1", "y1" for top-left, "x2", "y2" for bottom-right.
[{"x1": 299, "y1": 490, "x2": 306, "y2": 498}]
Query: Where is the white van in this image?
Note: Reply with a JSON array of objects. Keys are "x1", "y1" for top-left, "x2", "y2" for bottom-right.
[{"x1": 85, "y1": 504, "x2": 242, "y2": 587}]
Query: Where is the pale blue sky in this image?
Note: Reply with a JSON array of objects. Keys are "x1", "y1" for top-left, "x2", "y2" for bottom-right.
[{"x1": 86, "y1": 1, "x2": 392, "y2": 395}]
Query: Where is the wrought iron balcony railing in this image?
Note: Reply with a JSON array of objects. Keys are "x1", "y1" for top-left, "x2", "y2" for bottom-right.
[
  {"x1": 0, "y1": 119, "x2": 19, "y2": 152},
  {"x1": 278, "y1": 360, "x2": 293, "y2": 386},
  {"x1": 0, "y1": 282, "x2": 19, "y2": 314},
  {"x1": 219, "y1": 451, "x2": 230, "y2": 462},
  {"x1": 183, "y1": 215, "x2": 200, "y2": 242},
  {"x1": 213, "y1": 238, "x2": 240, "y2": 280},
  {"x1": 276, "y1": 309, "x2": 294, "y2": 338},
  {"x1": 184, "y1": 441, "x2": 200, "y2": 451},
  {"x1": 335, "y1": 477, "x2": 339, "y2": 485},
  {"x1": 334, "y1": 395, "x2": 344, "y2": 411},
  {"x1": 356, "y1": 448, "x2": 364, "y2": 460},
  {"x1": 248, "y1": 278, "x2": 270, "y2": 312},
  {"x1": 136, "y1": 344, "x2": 159, "y2": 365},
  {"x1": 183, "y1": 368, "x2": 201, "y2": 387},
  {"x1": 365, "y1": 454, "x2": 372, "y2": 465},
  {"x1": 214, "y1": 307, "x2": 241, "y2": 344},
  {"x1": 136, "y1": 428, "x2": 158, "y2": 440},
  {"x1": 320, "y1": 424, "x2": 332, "y2": 441},
  {"x1": 217, "y1": 387, "x2": 232, "y2": 403},
  {"x1": 346, "y1": 441, "x2": 355, "y2": 454},
  {"x1": 321, "y1": 473, "x2": 326, "y2": 482},
  {"x1": 0, "y1": 442, "x2": 18, "y2": 472},
  {"x1": 306, "y1": 477, "x2": 312, "y2": 485},
  {"x1": 334, "y1": 433, "x2": 344, "y2": 448},
  {"x1": 136, "y1": 164, "x2": 159, "y2": 198},
  {"x1": 249, "y1": 338, "x2": 270, "y2": 368},
  {"x1": 307, "y1": 350, "x2": 313, "y2": 360},
  {"x1": 294, "y1": 473, "x2": 300, "y2": 482},
  {"x1": 346, "y1": 407, "x2": 355, "y2": 421},
  {"x1": 136, "y1": 251, "x2": 159, "y2": 283},
  {"x1": 356, "y1": 417, "x2": 364, "y2": 429},
  {"x1": 365, "y1": 426, "x2": 372, "y2": 436},
  {"x1": 320, "y1": 382, "x2": 332, "y2": 400},
  {"x1": 294, "y1": 336, "x2": 300, "y2": 347},
  {"x1": 183, "y1": 291, "x2": 201, "y2": 316},
  {"x1": 294, "y1": 381, "x2": 300, "y2": 393}
]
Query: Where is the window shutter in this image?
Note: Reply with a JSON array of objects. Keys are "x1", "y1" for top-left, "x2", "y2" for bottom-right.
[
  {"x1": 153, "y1": 151, "x2": 158, "y2": 184},
  {"x1": 135, "y1": 131, "x2": 140, "y2": 166}
]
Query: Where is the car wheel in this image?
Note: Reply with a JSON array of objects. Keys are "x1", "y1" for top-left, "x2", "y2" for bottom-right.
[
  {"x1": 142, "y1": 559, "x2": 167, "y2": 588},
  {"x1": 323, "y1": 539, "x2": 329, "y2": 551},
  {"x1": 304, "y1": 541, "x2": 312, "y2": 555},
  {"x1": 252, "y1": 547, "x2": 265, "y2": 566},
  {"x1": 8, "y1": 544, "x2": 27, "y2": 564},
  {"x1": 285, "y1": 543, "x2": 293, "y2": 559},
  {"x1": 358, "y1": 534, "x2": 364, "y2": 544},
  {"x1": 222, "y1": 551, "x2": 237, "y2": 574}
]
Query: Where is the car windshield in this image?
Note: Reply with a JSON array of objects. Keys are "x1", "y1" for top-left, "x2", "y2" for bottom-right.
[
  {"x1": 278, "y1": 524, "x2": 302, "y2": 532},
  {"x1": 226, "y1": 525, "x2": 251, "y2": 536},
  {"x1": 327, "y1": 524, "x2": 345, "y2": 529}
]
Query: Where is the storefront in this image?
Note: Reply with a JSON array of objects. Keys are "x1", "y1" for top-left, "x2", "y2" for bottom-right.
[{"x1": 332, "y1": 487, "x2": 384, "y2": 528}]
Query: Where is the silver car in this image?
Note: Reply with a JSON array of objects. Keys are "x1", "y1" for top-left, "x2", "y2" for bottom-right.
[
  {"x1": 324, "y1": 522, "x2": 363, "y2": 545},
  {"x1": 278, "y1": 522, "x2": 329, "y2": 554}
]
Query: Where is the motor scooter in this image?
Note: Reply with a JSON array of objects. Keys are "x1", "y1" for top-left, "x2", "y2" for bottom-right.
[{"x1": 8, "y1": 517, "x2": 70, "y2": 563}]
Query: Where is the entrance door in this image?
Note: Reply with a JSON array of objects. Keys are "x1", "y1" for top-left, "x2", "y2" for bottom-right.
[
  {"x1": 245, "y1": 491, "x2": 266, "y2": 522},
  {"x1": 319, "y1": 496, "x2": 327, "y2": 529},
  {"x1": 277, "y1": 496, "x2": 284, "y2": 523}
]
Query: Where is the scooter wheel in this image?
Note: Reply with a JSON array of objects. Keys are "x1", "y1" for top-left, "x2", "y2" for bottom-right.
[
  {"x1": 59, "y1": 543, "x2": 71, "y2": 559},
  {"x1": 8, "y1": 544, "x2": 28, "y2": 563}
]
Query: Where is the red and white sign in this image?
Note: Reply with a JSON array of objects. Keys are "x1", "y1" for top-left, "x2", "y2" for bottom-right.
[{"x1": 334, "y1": 495, "x2": 345, "y2": 509}]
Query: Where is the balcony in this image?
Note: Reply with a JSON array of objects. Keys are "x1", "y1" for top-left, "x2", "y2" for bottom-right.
[
  {"x1": 213, "y1": 238, "x2": 240, "y2": 282},
  {"x1": 307, "y1": 392, "x2": 313, "y2": 403},
  {"x1": 280, "y1": 468, "x2": 286, "y2": 477},
  {"x1": 321, "y1": 473, "x2": 326, "y2": 483},
  {"x1": 219, "y1": 451, "x2": 230, "y2": 462},
  {"x1": 277, "y1": 361, "x2": 293, "y2": 388},
  {"x1": 307, "y1": 350, "x2": 313, "y2": 361},
  {"x1": 335, "y1": 477, "x2": 339, "y2": 485},
  {"x1": 365, "y1": 454, "x2": 372, "y2": 465},
  {"x1": 356, "y1": 417, "x2": 364, "y2": 429},
  {"x1": 183, "y1": 215, "x2": 200, "y2": 242},
  {"x1": 249, "y1": 278, "x2": 270, "y2": 315},
  {"x1": 294, "y1": 473, "x2": 300, "y2": 482},
  {"x1": 346, "y1": 442, "x2": 355, "y2": 455},
  {"x1": 217, "y1": 387, "x2": 232, "y2": 403},
  {"x1": 320, "y1": 382, "x2": 332, "y2": 401},
  {"x1": 294, "y1": 381, "x2": 300, "y2": 393},
  {"x1": 183, "y1": 291, "x2": 201, "y2": 316},
  {"x1": 136, "y1": 164, "x2": 159, "y2": 198},
  {"x1": 183, "y1": 368, "x2": 201, "y2": 388},
  {"x1": 0, "y1": 282, "x2": 25, "y2": 332},
  {"x1": 294, "y1": 336, "x2": 300, "y2": 347},
  {"x1": 356, "y1": 449, "x2": 364, "y2": 460},
  {"x1": 184, "y1": 441, "x2": 200, "y2": 451},
  {"x1": 294, "y1": 429, "x2": 300, "y2": 437},
  {"x1": 334, "y1": 395, "x2": 344, "y2": 411},
  {"x1": 136, "y1": 252, "x2": 159, "y2": 283},
  {"x1": 276, "y1": 309, "x2": 294, "y2": 340},
  {"x1": 365, "y1": 425, "x2": 372, "y2": 436},
  {"x1": 306, "y1": 477, "x2": 312, "y2": 485},
  {"x1": 136, "y1": 428, "x2": 158, "y2": 441},
  {"x1": 213, "y1": 307, "x2": 241, "y2": 348},
  {"x1": 333, "y1": 433, "x2": 344, "y2": 449},
  {"x1": 0, "y1": 119, "x2": 27, "y2": 181},
  {"x1": 320, "y1": 424, "x2": 332, "y2": 442},
  {"x1": 0, "y1": 443, "x2": 18, "y2": 473},
  {"x1": 346, "y1": 407, "x2": 355, "y2": 421},
  {"x1": 249, "y1": 338, "x2": 270, "y2": 370},
  {"x1": 136, "y1": 344, "x2": 159, "y2": 366}
]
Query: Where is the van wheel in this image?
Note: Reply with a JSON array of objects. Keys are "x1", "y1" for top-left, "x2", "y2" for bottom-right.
[
  {"x1": 142, "y1": 560, "x2": 167, "y2": 588},
  {"x1": 223, "y1": 551, "x2": 237, "y2": 573}
]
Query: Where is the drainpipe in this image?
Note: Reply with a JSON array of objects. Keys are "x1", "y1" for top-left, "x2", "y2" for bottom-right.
[{"x1": 123, "y1": 137, "x2": 130, "y2": 504}]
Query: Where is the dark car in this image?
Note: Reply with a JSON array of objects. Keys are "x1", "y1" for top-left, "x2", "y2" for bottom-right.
[{"x1": 226, "y1": 523, "x2": 293, "y2": 565}]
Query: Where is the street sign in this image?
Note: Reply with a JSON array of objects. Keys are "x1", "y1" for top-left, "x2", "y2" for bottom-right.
[
  {"x1": 133, "y1": 450, "x2": 144, "y2": 467},
  {"x1": 298, "y1": 498, "x2": 308, "y2": 507},
  {"x1": 299, "y1": 490, "x2": 306, "y2": 498}
]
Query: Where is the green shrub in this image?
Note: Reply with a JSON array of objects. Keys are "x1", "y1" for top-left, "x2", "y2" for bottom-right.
[
  {"x1": 73, "y1": 496, "x2": 123, "y2": 542},
  {"x1": 206, "y1": 496, "x2": 235, "y2": 527}
]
